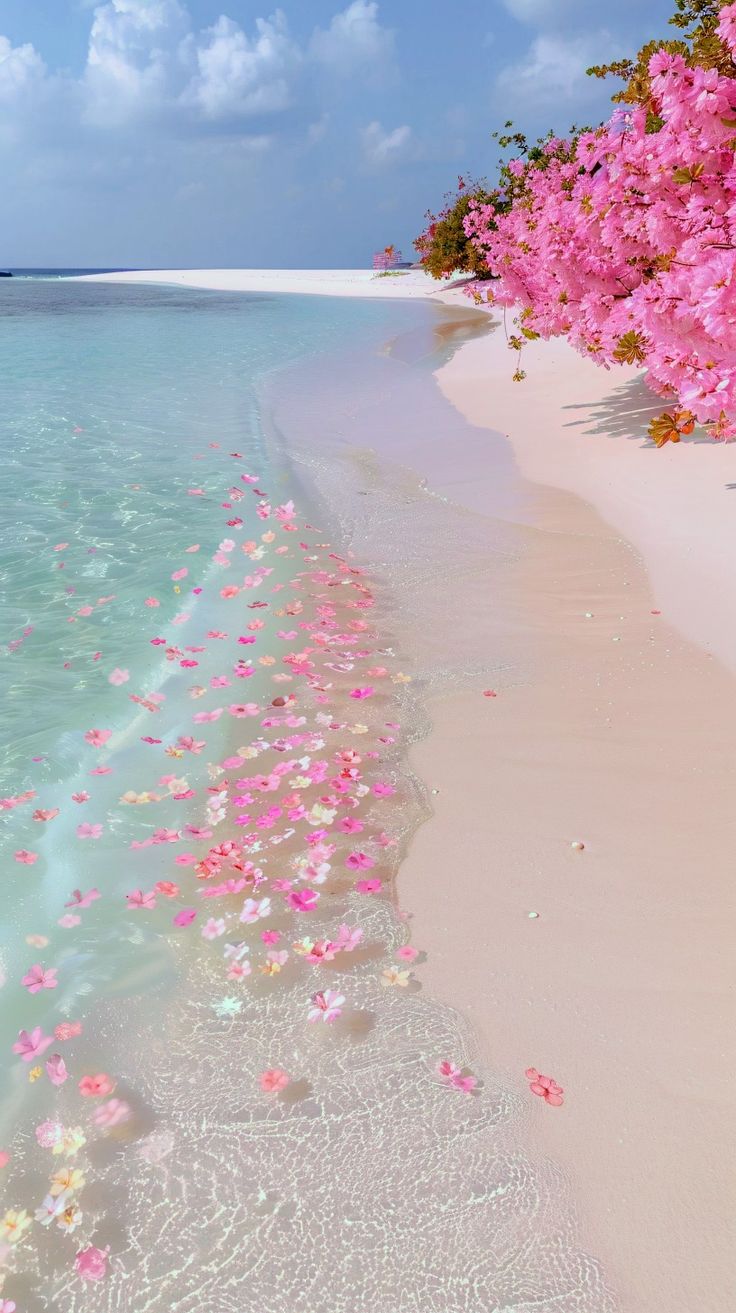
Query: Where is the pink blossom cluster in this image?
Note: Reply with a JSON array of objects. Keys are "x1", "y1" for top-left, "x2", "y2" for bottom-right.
[{"x1": 464, "y1": 4, "x2": 736, "y2": 440}]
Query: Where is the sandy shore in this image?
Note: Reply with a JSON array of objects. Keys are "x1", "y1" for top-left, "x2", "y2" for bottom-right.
[
  {"x1": 399, "y1": 496, "x2": 735, "y2": 1312},
  {"x1": 80, "y1": 267, "x2": 735, "y2": 1309},
  {"x1": 438, "y1": 330, "x2": 736, "y2": 679},
  {"x1": 79, "y1": 266, "x2": 468, "y2": 301}
]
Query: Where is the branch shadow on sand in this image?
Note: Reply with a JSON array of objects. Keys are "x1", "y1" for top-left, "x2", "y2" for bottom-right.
[{"x1": 561, "y1": 374, "x2": 713, "y2": 447}]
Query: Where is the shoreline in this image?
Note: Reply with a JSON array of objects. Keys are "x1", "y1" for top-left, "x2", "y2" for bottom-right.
[
  {"x1": 75, "y1": 266, "x2": 472, "y2": 302},
  {"x1": 77, "y1": 268, "x2": 734, "y2": 1308},
  {"x1": 78, "y1": 267, "x2": 735, "y2": 676},
  {"x1": 437, "y1": 328, "x2": 736, "y2": 679}
]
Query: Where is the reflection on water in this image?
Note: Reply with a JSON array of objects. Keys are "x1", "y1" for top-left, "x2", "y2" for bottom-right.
[{"x1": 383, "y1": 300, "x2": 495, "y2": 366}]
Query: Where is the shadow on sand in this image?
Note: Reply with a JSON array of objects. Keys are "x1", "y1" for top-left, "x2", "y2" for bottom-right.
[{"x1": 561, "y1": 374, "x2": 713, "y2": 447}]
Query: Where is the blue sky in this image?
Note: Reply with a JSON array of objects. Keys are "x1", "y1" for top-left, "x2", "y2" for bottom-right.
[{"x1": 0, "y1": 0, "x2": 676, "y2": 267}]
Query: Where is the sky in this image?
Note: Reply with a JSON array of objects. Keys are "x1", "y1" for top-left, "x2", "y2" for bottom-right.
[{"x1": 0, "y1": 0, "x2": 677, "y2": 268}]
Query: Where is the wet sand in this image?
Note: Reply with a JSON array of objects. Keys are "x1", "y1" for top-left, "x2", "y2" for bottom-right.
[{"x1": 400, "y1": 486, "x2": 735, "y2": 1312}]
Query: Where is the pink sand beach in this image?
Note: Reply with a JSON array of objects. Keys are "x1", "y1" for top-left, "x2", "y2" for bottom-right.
[{"x1": 80, "y1": 267, "x2": 735, "y2": 1311}]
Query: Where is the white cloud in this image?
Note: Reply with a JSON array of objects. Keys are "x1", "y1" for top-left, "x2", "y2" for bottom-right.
[
  {"x1": 496, "y1": 31, "x2": 618, "y2": 110},
  {"x1": 0, "y1": 35, "x2": 46, "y2": 103},
  {"x1": 185, "y1": 12, "x2": 299, "y2": 120},
  {"x1": 81, "y1": 3, "x2": 305, "y2": 127},
  {"x1": 360, "y1": 119, "x2": 411, "y2": 166},
  {"x1": 83, "y1": 0, "x2": 187, "y2": 124},
  {"x1": 311, "y1": 1, "x2": 393, "y2": 73},
  {"x1": 3, "y1": 2, "x2": 395, "y2": 137}
]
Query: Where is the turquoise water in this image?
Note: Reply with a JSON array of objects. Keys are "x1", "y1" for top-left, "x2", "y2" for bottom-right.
[
  {"x1": 0, "y1": 280, "x2": 614, "y2": 1312},
  {"x1": 0, "y1": 280, "x2": 427, "y2": 781},
  {"x1": 0, "y1": 278, "x2": 430, "y2": 1160},
  {"x1": 0, "y1": 276, "x2": 430, "y2": 1104}
]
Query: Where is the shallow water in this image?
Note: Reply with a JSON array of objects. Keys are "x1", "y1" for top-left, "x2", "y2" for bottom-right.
[{"x1": 0, "y1": 281, "x2": 616, "y2": 1310}]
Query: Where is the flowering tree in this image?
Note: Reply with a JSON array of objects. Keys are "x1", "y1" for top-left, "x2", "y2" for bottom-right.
[
  {"x1": 422, "y1": 0, "x2": 736, "y2": 443},
  {"x1": 414, "y1": 178, "x2": 497, "y2": 280}
]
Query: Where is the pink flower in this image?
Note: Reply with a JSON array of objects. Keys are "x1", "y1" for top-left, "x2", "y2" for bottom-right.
[
  {"x1": 525, "y1": 1068, "x2": 564, "y2": 1106},
  {"x1": 240, "y1": 897, "x2": 271, "y2": 924},
  {"x1": 78, "y1": 1073, "x2": 115, "y2": 1097},
  {"x1": 75, "y1": 1244, "x2": 110, "y2": 1281},
  {"x1": 304, "y1": 939, "x2": 337, "y2": 964},
  {"x1": 144, "y1": 596, "x2": 160, "y2": 607},
  {"x1": 349, "y1": 687, "x2": 374, "y2": 699},
  {"x1": 32, "y1": 807, "x2": 59, "y2": 821},
  {"x1": 173, "y1": 908, "x2": 197, "y2": 927},
  {"x1": 356, "y1": 878, "x2": 382, "y2": 895},
  {"x1": 286, "y1": 889, "x2": 319, "y2": 913},
  {"x1": 201, "y1": 917, "x2": 226, "y2": 940},
  {"x1": 227, "y1": 960, "x2": 252, "y2": 980},
  {"x1": 77, "y1": 822, "x2": 103, "y2": 839},
  {"x1": 22, "y1": 963, "x2": 58, "y2": 993},
  {"x1": 126, "y1": 889, "x2": 156, "y2": 910},
  {"x1": 396, "y1": 945, "x2": 419, "y2": 962},
  {"x1": 259, "y1": 1068, "x2": 290, "y2": 1093},
  {"x1": 55, "y1": 1021, "x2": 82, "y2": 1041},
  {"x1": 372, "y1": 781, "x2": 395, "y2": 797},
  {"x1": 65, "y1": 887, "x2": 100, "y2": 908},
  {"x1": 334, "y1": 924, "x2": 363, "y2": 952},
  {"x1": 71, "y1": 791, "x2": 89, "y2": 803},
  {"x1": 337, "y1": 816, "x2": 363, "y2": 833},
  {"x1": 155, "y1": 880, "x2": 179, "y2": 897},
  {"x1": 437, "y1": 1060, "x2": 478, "y2": 1094},
  {"x1": 93, "y1": 1098, "x2": 131, "y2": 1128},
  {"x1": 261, "y1": 929, "x2": 280, "y2": 944},
  {"x1": 263, "y1": 955, "x2": 287, "y2": 976},
  {"x1": 447, "y1": 78, "x2": 736, "y2": 437},
  {"x1": 0, "y1": 1298, "x2": 17, "y2": 1312},
  {"x1": 35, "y1": 1120, "x2": 64, "y2": 1149},
  {"x1": 0, "y1": 1151, "x2": 10, "y2": 1169},
  {"x1": 307, "y1": 989, "x2": 345, "y2": 1023},
  {"x1": 45, "y1": 1054, "x2": 68, "y2": 1086},
  {"x1": 84, "y1": 729, "x2": 112, "y2": 748},
  {"x1": 193, "y1": 709, "x2": 222, "y2": 724},
  {"x1": 346, "y1": 851, "x2": 374, "y2": 870},
  {"x1": 718, "y1": 1, "x2": 736, "y2": 54},
  {"x1": 13, "y1": 1026, "x2": 54, "y2": 1062},
  {"x1": 14, "y1": 849, "x2": 38, "y2": 864}
]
